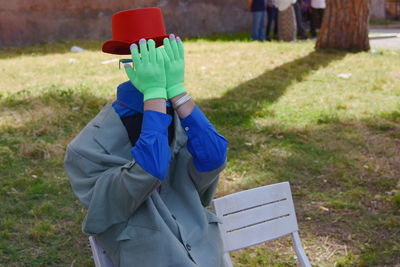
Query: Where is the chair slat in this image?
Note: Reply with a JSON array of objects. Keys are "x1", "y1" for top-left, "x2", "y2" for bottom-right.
[
  {"x1": 220, "y1": 198, "x2": 297, "y2": 233},
  {"x1": 222, "y1": 210, "x2": 299, "y2": 252},
  {"x1": 213, "y1": 182, "x2": 293, "y2": 216}
]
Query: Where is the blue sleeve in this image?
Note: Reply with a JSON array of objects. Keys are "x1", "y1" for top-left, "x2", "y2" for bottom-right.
[
  {"x1": 113, "y1": 101, "x2": 139, "y2": 117},
  {"x1": 131, "y1": 110, "x2": 172, "y2": 180},
  {"x1": 180, "y1": 105, "x2": 228, "y2": 172}
]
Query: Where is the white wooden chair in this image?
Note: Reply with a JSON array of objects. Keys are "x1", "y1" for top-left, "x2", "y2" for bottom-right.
[
  {"x1": 212, "y1": 182, "x2": 311, "y2": 267},
  {"x1": 89, "y1": 181, "x2": 310, "y2": 267},
  {"x1": 89, "y1": 236, "x2": 114, "y2": 267}
]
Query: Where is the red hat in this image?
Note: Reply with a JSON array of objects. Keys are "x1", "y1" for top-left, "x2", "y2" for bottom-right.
[{"x1": 102, "y1": 8, "x2": 169, "y2": 55}]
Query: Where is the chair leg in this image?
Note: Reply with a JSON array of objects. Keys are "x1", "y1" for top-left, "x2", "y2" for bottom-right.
[
  {"x1": 224, "y1": 252, "x2": 233, "y2": 267},
  {"x1": 89, "y1": 236, "x2": 114, "y2": 267},
  {"x1": 291, "y1": 231, "x2": 311, "y2": 267},
  {"x1": 89, "y1": 236, "x2": 103, "y2": 267}
]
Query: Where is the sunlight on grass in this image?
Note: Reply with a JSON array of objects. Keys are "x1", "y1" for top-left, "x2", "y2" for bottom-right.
[{"x1": 1, "y1": 37, "x2": 400, "y2": 266}]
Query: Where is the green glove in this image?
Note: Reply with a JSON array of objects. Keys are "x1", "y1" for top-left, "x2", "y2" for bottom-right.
[
  {"x1": 161, "y1": 34, "x2": 186, "y2": 99},
  {"x1": 124, "y1": 38, "x2": 167, "y2": 102}
]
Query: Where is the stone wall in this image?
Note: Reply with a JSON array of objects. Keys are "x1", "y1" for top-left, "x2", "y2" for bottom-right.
[
  {"x1": 370, "y1": 0, "x2": 386, "y2": 20},
  {"x1": 386, "y1": 0, "x2": 400, "y2": 20},
  {"x1": 0, "y1": 0, "x2": 251, "y2": 47}
]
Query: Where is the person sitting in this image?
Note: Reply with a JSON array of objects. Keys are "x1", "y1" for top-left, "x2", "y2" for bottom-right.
[{"x1": 64, "y1": 8, "x2": 229, "y2": 267}]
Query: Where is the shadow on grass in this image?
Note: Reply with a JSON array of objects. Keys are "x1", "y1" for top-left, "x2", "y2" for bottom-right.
[
  {"x1": 198, "y1": 49, "x2": 346, "y2": 128},
  {"x1": 0, "y1": 48, "x2": 348, "y2": 265},
  {"x1": 0, "y1": 86, "x2": 109, "y2": 181},
  {"x1": 225, "y1": 118, "x2": 400, "y2": 265},
  {"x1": 194, "y1": 49, "x2": 399, "y2": 265},
  {"x1": 1, "y1": 47, "x2": 399, "y2": 265},
  {"x1": 0, "y1": 87, "x2": 110, "y2": 265}
]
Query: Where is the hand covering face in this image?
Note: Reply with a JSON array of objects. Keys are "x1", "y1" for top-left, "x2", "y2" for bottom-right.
[
  {"x1": 160, "y1": 34, "x2": 186, "y2": 99},
  {"x1": 124, "y1": 38, "x2": 167, "y2": 101}
]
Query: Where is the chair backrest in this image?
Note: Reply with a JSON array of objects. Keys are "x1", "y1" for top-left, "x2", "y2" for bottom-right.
[{"x1": 212, "y1": 182, "x2": 299, "y2": 253}]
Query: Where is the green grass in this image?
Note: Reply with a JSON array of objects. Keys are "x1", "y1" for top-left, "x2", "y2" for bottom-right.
[
  {"x1": 1, "y1": 35, "x2": 400, "y2": 266},
  {"x1": 370, "y1": 20, "x2": 397, "y2": 26}
]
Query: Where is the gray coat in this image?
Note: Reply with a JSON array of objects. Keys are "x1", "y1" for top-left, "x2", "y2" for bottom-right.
[{"x1": 64, "y1": 103, "x2": 227, "y2": 267}]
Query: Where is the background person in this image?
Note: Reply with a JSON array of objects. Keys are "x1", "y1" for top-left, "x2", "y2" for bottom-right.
[
  {"x1": 294, "y1": 0, "x2": 308, "y2": 39},
  {"x1": 301, "y1": 0, "x2": 312, "y2": 26},
  {"x1": 265, "y1": 0, "x2": 279, "y2": 41},
  {"x1": 310, "y1": 0, "x2": 326, "y2": 37},
  {"x1": 249, "y1": 0, "x2": 267, "y2": 41}
]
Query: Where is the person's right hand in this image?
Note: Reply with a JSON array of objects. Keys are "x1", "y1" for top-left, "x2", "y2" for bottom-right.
[{"x1": 124, "y1": 38, "x2": 167, "y2": 102}]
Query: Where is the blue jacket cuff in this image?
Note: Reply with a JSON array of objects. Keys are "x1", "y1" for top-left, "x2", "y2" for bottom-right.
[{"x1": 141, "y1": 110, "x2": 172, "y2": 134}]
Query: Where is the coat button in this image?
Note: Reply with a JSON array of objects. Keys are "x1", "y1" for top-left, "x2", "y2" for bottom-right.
[{"x1": 186, "y1": 243, "x2": 191, "y2": 251}]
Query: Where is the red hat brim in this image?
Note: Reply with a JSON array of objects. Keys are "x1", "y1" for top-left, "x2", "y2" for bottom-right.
[{"x1": 102, "y1": 34, "x2": 169, "y2": 55}]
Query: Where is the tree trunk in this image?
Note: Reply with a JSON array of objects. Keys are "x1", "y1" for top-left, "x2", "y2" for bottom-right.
[
  {"x1": 316, "y1": 0, "x2": 371, "y2": 51},
  {"x1": 278, "y1": 5, "x2": 297, "y2": 42}
]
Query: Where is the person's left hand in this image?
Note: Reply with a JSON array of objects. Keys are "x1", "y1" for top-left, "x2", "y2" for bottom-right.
[{"x1": 160, "y1": 34, "x2": 186, "y2": 99}]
